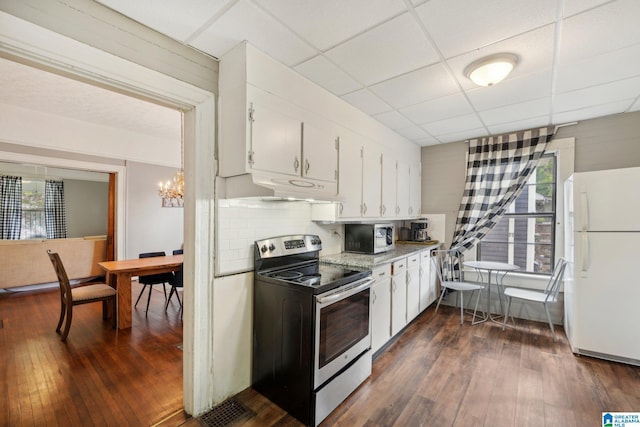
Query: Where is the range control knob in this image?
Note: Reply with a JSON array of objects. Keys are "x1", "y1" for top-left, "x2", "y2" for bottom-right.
[
  {"x1": 260, "y1": 245, "x2": 268, "y2": 253},
  {"x1": 311, "y1": 238, "x2": 321, "y2": 245},
  {"x1": 268, "y1": 243, "x2": 276, "y2": 251}
]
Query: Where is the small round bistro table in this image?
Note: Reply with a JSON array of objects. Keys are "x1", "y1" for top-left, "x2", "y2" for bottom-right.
[{"x1": 463, "y1": 261, "x2": 520, "y2": 323}]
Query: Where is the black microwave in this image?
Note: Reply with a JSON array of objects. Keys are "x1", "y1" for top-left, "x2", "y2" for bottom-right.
[{"x1": 344, "y1": 223, "x2": 395, "y2": 254}]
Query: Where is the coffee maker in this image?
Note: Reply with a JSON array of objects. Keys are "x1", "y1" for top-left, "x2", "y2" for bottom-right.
[{"x1": 410, "y1": 220, "x2": 430, "y2": 242}]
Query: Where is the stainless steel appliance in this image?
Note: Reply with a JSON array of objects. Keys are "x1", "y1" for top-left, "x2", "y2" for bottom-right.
[
  {"x1": 344, "y1": 223, "x2": 394, "y2": 254},
  {"x1": 410, "y1": 220, "x2": 430, "y2": 241},
  {"x1": 253, "y1": 235, "x2": 374, "y2": 426}
]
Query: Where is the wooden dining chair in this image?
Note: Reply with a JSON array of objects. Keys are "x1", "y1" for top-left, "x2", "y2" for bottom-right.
[
  {"x1": 165, "y1": 249, "x2": 183, "y2": 313},
  {"x1": 47, "y1": 250, "x2": 117, "y2": 341}
]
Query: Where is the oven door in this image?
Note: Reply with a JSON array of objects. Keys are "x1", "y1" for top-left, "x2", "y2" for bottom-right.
[{"x1": 314, "y1": 276, "x2": 373, "y2": 389}]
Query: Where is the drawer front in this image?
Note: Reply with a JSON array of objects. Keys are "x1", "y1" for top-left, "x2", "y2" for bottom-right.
[
  {"x1": 372, "y1": 264, "x2": 391, "y2": 281},
  {"x1": 391, "y1": 258, "x2": 407, "y2": 276}
]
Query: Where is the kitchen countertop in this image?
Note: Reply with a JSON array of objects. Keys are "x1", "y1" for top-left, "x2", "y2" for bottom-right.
[{"x1": 321, "y1": 242, "x2": 441, "y2": 269}]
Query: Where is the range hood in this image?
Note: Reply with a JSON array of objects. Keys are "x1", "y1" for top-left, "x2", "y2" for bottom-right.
[{"x1": 216, "y1": 170, "x2": 340, "y2": 202}]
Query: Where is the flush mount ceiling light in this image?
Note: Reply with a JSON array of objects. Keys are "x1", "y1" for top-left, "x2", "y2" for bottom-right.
[{"x1": 464, "y1": 53, "x2": 519, "y2": 87}]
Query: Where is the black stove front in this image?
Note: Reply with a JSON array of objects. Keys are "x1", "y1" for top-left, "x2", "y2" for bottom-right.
[{"x1": 252, "y1": 235, "x2": 373, "y2": 426}]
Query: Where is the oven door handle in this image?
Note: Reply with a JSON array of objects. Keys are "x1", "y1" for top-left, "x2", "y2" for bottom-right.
[{"x1": 316, "y1": 277, "x2": 374, "y2": 304}]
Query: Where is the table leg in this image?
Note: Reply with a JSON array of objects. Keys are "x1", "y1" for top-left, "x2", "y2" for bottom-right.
[{"x1": 116, "y1": 272, "x2": 132, "y2": 329}]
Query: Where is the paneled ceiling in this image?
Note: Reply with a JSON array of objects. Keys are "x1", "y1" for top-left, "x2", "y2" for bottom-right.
[{"x1": 4, "y1": 0, "x2": 640, "y2": 147}]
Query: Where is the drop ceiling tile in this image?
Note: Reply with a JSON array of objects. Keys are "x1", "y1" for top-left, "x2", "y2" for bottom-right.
[
  {"x1": 257, "y1": 0, "x2": 406, "y2": 51},
  {"x1": 341, "y1": 89, "x2": 392, "y2": 115},
  {"x1": 294, "y1": 55, "x2": 362, "y2": 95},
  {"x1": 96, "y1": 0, "x2": 228, "y2": 41},
  {"x1": 436, "y1": 127, "x2": 488, "y2": 144},
  {"x1": 487, "y1": 116, "x2": 550, "y2": 136},
  {"x1": 416, "y1": 0, "x2": 557, "y2": 58},
  {"x1": 555, "y1": 43, "x2": 640, "y2": 93},
  {"x1": 554, "y1": 76, "x2": 640, "y2": 113},
  {"x1": 559, "y1": 0, "x2": 640, "y2": 63},
  {"x1": 466, "y1": 69, "x2": 552, "y2": 111},
  {"x1": 324, "y1": 12, "x2": 439, "y2": 86},
  {"x1": 190, "y1": 0, "x2": 315, "y2": 64},
  {"x1": 414, "y1": 135, "x2": 440, "y2": 146},
  {"x1": 563, "y1": 0, "x2": 612, "y2": 17},
  {"x1": 552, "y1": 99, "x2": 634, "y2": 123},
  {"x1": 369, "y1": 63, "x2": 459, "y2": 109},
  {"x1": 372, "y1": 110, "x2": 415, "y2": 130},
  {"x1": 395, "y1": 124, "x2": 430, "y2": 140},
  {"x1": 399, "y1": 92, "x2": 472, "y2": 125},
  {"x1": 478, "y1": 97, "x2": 550, "y2": 126},
  {"x1": 447, "y1": 25, "x2": 555, "y2": 91},
  {"x1": 421, "y1": 113, "x2": 484, "y2": 137}
]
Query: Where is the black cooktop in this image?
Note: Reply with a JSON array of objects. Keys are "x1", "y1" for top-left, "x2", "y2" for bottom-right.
[{"x1": 258, "y1": 261, "x2": 370, "y2": 294}]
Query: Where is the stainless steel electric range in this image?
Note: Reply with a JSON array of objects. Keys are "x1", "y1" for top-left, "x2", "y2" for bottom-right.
[{"x1": 252, "y1": 234, "x2": 373, "y2": 426}]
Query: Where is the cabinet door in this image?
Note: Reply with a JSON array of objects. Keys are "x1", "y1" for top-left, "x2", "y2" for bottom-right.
[
  {"x1": 406, "y1": 255, "x2": 420, "y2": 321},
  {"x1": 409, "y1": 161, "x2": 421, "y2": 217},
  {"x1": 396, "y1": 161, "x2": 410, "y2": 217},
  {"x1": 362, "y1": 142, "x2": 382, "y2": 218},
  {"x1": 337, "y1": 136, "x2": 363, "y2": 218},
  {"x1": 302, "y1": 121, "x2": 338, "y2": 183},
  {"x1": 381, "y1": 152, "x2": 396, "y2": 218},
  {"x1": 371, "y1": 265, "x2": 392, "y2": 353},
  {"x1": 250, "y1": 102, "x2": 302, "y2": 177},
  {"x1": 419, "y1": 250, "x2": 437, "y2": 311},
  {"x1": 391, "y1": 259, "x2": 407, "y2": 336}
]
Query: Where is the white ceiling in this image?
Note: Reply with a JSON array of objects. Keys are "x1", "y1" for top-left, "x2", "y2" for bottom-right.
[{"x1": 3, "y1": 0, "x2": 640, "y2": 147}]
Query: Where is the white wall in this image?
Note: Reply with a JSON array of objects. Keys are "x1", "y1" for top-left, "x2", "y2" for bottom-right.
[
  {"x1": 126, "y1": 161, "x2": 184, "y2": 258},
  {"x1": 65, "y1": 179, "x2": 109, "y2": 237}
]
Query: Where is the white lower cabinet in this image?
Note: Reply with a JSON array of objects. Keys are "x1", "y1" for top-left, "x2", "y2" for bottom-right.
[
  {"x1": 370, "y1": 264, "x2": 392, "y2": 353},
  {"x1": 419, "y1": 249, "x2": 437, "y2": 311},
  {"x1": 391, "y1": 258, "x2": 408, "y2": 336},
  {"x1": 406, "y1": 254, "x2": 420, "y2": 322}
]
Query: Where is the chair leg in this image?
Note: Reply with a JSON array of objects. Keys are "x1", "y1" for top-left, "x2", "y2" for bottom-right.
[
  {"x1": 435, "y1": 287, "x2": 446, "y2": 313},
  {"x1": 165, "y1": 287, "x2": 176, "y2": 312},
  {"x1": 459, "y1": 292, "x2": 464, "y2": 325},
  {"x1": 102, "y1": 300, "x2": 109, "y2": 320},
  {"x1": 134, "y1": 285, "x2": 147, "y2": 308},
  {"x1": 111, "y1": 298, "x2": 117, "y2": 329},
  {"x1": 145, "y1": 285, "x2": 153, "y2": 316},
  {"x1": 61, "y1": 304, "x2": 73, "y2": 342},
  {"x1": 502, "y1": 296, "x2": 513, "y2": 331},
  {"x1": 56, "y1": 300, "x2": 65, "y2": 333},
  {"x1": 544, "y1": 303, "x2": 557, "y2": 341},
  {"x1": 162, "y1": 283, "x2": 167, "y2": 299},
  {"x1": 471, "y1": 289, "x2": 484, "y2": 325}
]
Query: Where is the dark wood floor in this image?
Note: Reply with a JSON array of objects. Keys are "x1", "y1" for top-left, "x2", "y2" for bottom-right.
[
  {"x1": 3, "y1": 283, "x2": 640, "y2": 427},
  {"x1": 0, "y1": 281, "x2": 184, "y2": 426}
]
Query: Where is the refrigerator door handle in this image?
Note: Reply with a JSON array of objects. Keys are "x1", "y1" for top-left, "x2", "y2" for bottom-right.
[
  {"x1": 581, "y1": 233, "x2": 590, "y2": 277},
  {"x1": 580, "y1": 190, "x2": 589, "y2": 231}
]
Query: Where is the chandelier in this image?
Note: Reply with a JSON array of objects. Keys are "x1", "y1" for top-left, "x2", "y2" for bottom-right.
[
  {"x1": 158, "y1": 170, "x2": 184, "y2": 207},
  {"x1": 159, "y1": 112, "x2": 184, "y2": 208}
]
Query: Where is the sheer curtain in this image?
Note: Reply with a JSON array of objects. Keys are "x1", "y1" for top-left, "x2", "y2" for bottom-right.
[
  {"x1": 45, "y1": 180, "x2": 67, "y2": 239},
  {"x1": 451, "y1": 126, "x2": 555, "y2": 253},
  {"x1": 0, "y1": 175, "x2": 22, "y2": 239}
]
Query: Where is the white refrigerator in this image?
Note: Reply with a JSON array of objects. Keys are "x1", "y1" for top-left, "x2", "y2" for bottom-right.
[{"x1": 564, "y1": 166, "x2": 640, "y2": 366}]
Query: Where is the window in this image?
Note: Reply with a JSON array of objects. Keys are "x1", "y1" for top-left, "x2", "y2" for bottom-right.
[
  {"x1": 477, "y1": 153, "x2": 556, "y2": 274},
  {"x1": 20, "y1": 179, "x2": 46, "y2": 239}
]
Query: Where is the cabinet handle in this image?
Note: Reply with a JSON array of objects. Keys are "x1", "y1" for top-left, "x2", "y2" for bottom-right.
[
  {"x1": 294, "y1": 156, "x2": 300, "y2": 172},
  {"x1": 339, "y1": 203, "x2": 344, "y2": 214},
  {"x1": 381, "y1": 204, "x2": 386, "y2": 215},
  {"x1": 305, "y1": 159, "x2": 310, "y2": 174},
  {"x1": 409, "y1": 206, "x2": 413, "y2": 215},
  {"x1": 378, "y1": 271, "x2": 386, "y2": 277},
  {"x1": 363, "y1": 203, "x2": 367, "y2": 214},
  {"x1": 372, "y1": 290, "x2": 377, "y2": 304}
]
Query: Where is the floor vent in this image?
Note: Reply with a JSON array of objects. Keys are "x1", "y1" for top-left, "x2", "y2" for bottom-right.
[{"x1": 198, "y1": 398, "x2": 255, "y2": 427}]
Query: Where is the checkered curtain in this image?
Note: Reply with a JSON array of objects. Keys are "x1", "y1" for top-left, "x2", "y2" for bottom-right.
[
  {"x1": 0, "y1": 175, "x2": 22, "y2": 239},
  {"x1": 45, "y1": 180, "x2": 67, "y2": 239},
  {"x1": 451, "y1": 126, "x2": 555, "y2": 253}
]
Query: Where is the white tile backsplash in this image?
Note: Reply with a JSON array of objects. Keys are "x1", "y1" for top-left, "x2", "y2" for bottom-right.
[{"x1": 215, "y1": 199, "x2": 343, "y2": 276}]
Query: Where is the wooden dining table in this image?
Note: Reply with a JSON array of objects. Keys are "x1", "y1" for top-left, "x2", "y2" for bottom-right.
[{"x1": 98, "y1": 254, "x2": 183, "y2": 329}]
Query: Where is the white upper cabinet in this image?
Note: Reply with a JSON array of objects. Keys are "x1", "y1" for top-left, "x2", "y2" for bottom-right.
[
  {"x1": 337, "y1": 135, "x2": 363, "y2": 218},
  {"x1": 396, "y1": 161, "x2": 411, "y2": 218},
  {"x1": 362, "y1": 141, "x2": 382, "y2": 218},
  {"x1": 409, "y1": 161, "x2": 421, "y2": 217},
  {"x1": 249, "y1": 99, "x2": 302, "y2": 177},
  {"x1": 381, "y1": 151, "x2": 396, "y2": 218},
  {"x1": 303, "y1": 121, "x2": 339, "y2": 183}
]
